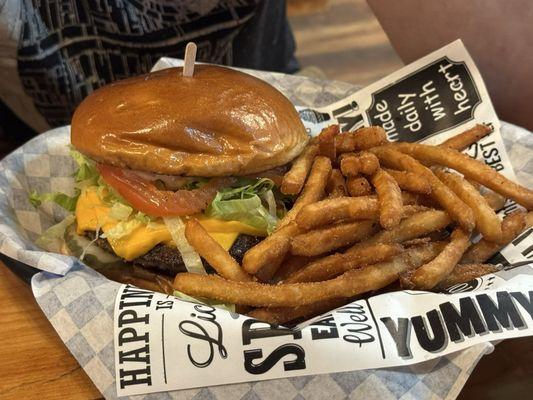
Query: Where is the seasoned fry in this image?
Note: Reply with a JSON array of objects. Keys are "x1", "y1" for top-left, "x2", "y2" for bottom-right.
[
  {"x1": 278, "y1": 156, "x2": 332, "y2": 229},
  {"x1": 285, "y1": 243, "x2": 403, "y2": 283},
  {"x1": 383, "y1": 168, "x2": 431, "y2": 194},
  {"x1": 295, "y1": 196, "x2": 379, "y2": 230},
  {"x1": 290, "y1": 220, "x2": 379, "y2": 257},
  {"x1": 403, "y1": 228, "x2": 471, "y2": 290},
  {"x1": 351, "y1": 210, "x2": 451, "y2": 248},
  {"x1": 280, "y1": 143, "x2": 318, "y2": 195},
  {"x1": 346, "y1": 176, "x2": 373, "y2": 197},
  {"x1": 272, "y1": 255, "x2": 317, "y2": 283},
  {"x1": 461, "y1": 211, "x2": 530, "y2": 263},
  {"x1": 435, "y1": 170, "x2": 502, "y2": 242},
  {"x1": 371, "y1": 169, "x2": 403, "y2": 229},
  {"x1": 440, "y1": 124, "x2": 492, "y2": 151},
  {"x1": 185, "y1": 219, "x2": 252, "y2": 282},
  {"x1": 483, "y1": 190, "x2": 506, "y2": 211},
  {"x1": 327, "y1": 168, "x2": 347, "y2": 198},
  {"x1": 436, "y1": 264, "x2": 498, "y2": 290},
  {"x1": 242, "y1": 222, "x2": 300, "y2": 276},
  {"x1": 318, "y1": 125, "x2": 339, "y2": 161},
  {"x1": 340, "y1": 152, "x2": 380, "y2": 176},
  {"x1": 372, "y1": 146, "x2": 475, "y2": 231},
  {"x1": 173, "y1": 243, "x2": 443, "y2": 307},
  {"x1": 393, "y1": 142, "x2": 533, "y2": 209},
  {"x1": 248, "y1": 298, "x2": 348, "y2": 325},
  {"x1": 335, "y1": 126, "x2": 388, "y2": 153}
]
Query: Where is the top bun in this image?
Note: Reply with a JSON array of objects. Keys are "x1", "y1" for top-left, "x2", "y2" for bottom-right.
[{"x1": 71, "y1": 65, "x2": 308, "y2": 176}]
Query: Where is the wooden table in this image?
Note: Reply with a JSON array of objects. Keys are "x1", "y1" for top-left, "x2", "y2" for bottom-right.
[{"x1": 1, "y1": 259, "x2": 532, "y2": 400}]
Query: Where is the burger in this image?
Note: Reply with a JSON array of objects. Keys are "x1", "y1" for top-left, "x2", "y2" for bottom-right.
[{"x1": 31, "y1": 65, "x2": 308, "y2": 292}]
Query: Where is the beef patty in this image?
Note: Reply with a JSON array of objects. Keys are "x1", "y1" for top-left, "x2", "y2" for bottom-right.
[{"x1": 87, "y1": 232, "x2": 263, "y2": 276}]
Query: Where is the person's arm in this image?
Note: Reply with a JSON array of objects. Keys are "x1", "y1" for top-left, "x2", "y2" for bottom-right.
[{"x1": 368, "y1": 0, "x2": 533, "y2": 131}]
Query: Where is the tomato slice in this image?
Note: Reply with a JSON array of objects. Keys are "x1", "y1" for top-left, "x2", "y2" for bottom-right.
[{"x1": 97, "y1": 164, "x2": 230, "y2": 217}]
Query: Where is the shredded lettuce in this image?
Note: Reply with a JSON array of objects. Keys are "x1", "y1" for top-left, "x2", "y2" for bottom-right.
[
  {"x1": 70, "y1": 148, "x2": 99, "y2": 187},
  {"x1": 205, "y1": 178, "x2": 279, "y2": 234},
  {"x1": 29, "y1": 190, "x2": 80, "y2": 212},
  {"x1": 173, "y1": 290, "x2": 235, "y2": 313},
  {"x1": 35, "y1": 215, "x2": 76, "y2": 252},
  {"x1": 163, "y1": 217, "x2": 206, "y2": 274},
  {"x1": 108, "y1": 202, "x2": 133, "y2": 221},
  {"x1": 101, "y1": 219, "x2": 141, "y2": 240}
]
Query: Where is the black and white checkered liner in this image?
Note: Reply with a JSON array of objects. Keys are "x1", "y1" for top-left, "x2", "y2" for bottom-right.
[{"x1": 1, "y1": 71, "x2": 532, "y2": 400}]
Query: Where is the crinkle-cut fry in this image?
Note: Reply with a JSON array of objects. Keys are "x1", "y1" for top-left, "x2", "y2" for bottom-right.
[
  {"x1": 403, "y1": 228, "x2": 471, "y2": 290},
  {"x1": 335, "y1": 126, "x2": 388, "y2": 153},
  {"x1": 349, "y1": 210, "x2": 451, "y2": 249},
  {"x1": 371, "y1": 169, "x2": 403, "y2": 230},
  {"x1": 383, "y1": 168, "x2": 431, "y2": 194},
  {"x1": 295, "y1": 196, "x2": 379, "y2": 230},
  {"x1": 173, "y1": 243, "x2": 443, "y2": 307},
  {"x1": 248, "y1": 298, "x2": 348, "y2": 325},
  {"x1": 185, "y1": 219, "x2": 252, "y2": 282},
  {"x1": 436, "y1": 264, "x2": 499, "y2": 290},
  {"x1": 278, "y1": 156, "x2": 332, "y2": 229},
  {"x1": 327, "y1": 169, "x2": 347, "y2": 198},
  {"x1": 318, "y1": 125, "x2": 339, "y2": 161},
  {"x1": 439, "y1": 124, "x2": 493, "y2": 151},
  {"x1": 285, "y1": 243, "x2": 404, "y2": 283},
  {"x1": 483, "y1": 190, "x2": 506, "y2": 211},
  {"x1": 371, "y1": 146, "x2": 475, "y2": 231},
  {"x1": 340, "y1": 152, "x2": 380, "y2": 177},
  {"x1": 435, "y1": 170, "x2": 502, "y2": 242},
  {"x1": 346, "y1": 176, "x2": 373, "y2": 197},
  {"x1": 290, "y1": 220, "x2": 379, "y2": 257},
  {"x1": 243, "y1": 222, "x2": 300, "y2": 276},
  {"x1": 461, "y1": 211, "x2": 530, "y2": 263},
  {"x1": 272, "y1": 255, "x2": 317, "y2": 283},
  {"x1": 393, "y1": 142, "x2": 533, "y2": 210},
  {"x1": 280, "y1": 143, "x2": 318, "y2": 195}
]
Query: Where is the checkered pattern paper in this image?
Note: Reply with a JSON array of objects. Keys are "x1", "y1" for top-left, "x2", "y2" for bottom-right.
[{"x1": 1, "y1": 71, "x2": 532, "y2": 399}]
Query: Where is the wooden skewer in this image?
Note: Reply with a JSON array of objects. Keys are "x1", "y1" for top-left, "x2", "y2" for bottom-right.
[{"x1": 183, "y1": 42, "x2": 197, "y2": 77}]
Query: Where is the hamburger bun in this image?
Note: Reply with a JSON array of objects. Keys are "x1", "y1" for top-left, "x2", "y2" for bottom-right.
[{"x1": 71, "y1": 65, "x2": 308, "y2": 176}]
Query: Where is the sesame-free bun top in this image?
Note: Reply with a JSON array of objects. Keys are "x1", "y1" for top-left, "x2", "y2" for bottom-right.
[{"x1": 71, "y1": 65, "x2": 308, "y2": 176}]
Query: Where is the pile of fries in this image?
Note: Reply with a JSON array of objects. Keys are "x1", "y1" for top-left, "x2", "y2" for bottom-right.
[{"x1": 174, "y1": 124, "x2": 533, "y2": 324}]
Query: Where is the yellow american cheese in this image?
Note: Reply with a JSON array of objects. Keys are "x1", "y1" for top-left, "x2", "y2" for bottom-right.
[{"x1": 75, "y1": 186, "x2": 265, "y2": 260}]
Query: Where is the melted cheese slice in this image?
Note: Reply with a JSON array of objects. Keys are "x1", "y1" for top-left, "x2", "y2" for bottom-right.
[{"x1": 75, "y1": 187, "x2": 265, "y2": 260}]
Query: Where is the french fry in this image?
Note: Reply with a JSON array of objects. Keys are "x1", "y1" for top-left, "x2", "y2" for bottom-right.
[
  {"x1": 173, "y1": 243, "x2": 443, "y2": 307},
  {"x1": 436, "y1": 263, "x2": 499, "y2": 290},
  {"x1": 295, "y1": 196, "x2": 379, "y2": 230},
  {"x1": 461, "y1": 211, "x2": 530, "y2": 263},
  {"x1": 272, "y1": 255, "x2": 317, "y2": 283},
  {"x1": 393, "y1": 142, "x2": 533, "y2": 209},
  {"x1": 346, "y1": 176, "x2": 373, "y2": 197},
  {"x1": 372, "y1": 146, "x2": 475, "y2": 231},
  {"x1": 285, "y1": 243, "x2": 403, "y2": 283},
  {"x1": 371, "y1": 169, "x2": 403, "y2": 229},
  {"x1": 242, "y1": 222, "x2": 300, "y2": 275},
  {"x1": 278, "y1": 156, "x2": 332, "y2": 229},
  {"x1": 280, "y1": 143, "x2": 318, "y2": 195},
  {"x1": 318, "y1": 125, "x2": 339, "y2": 161},
  {"x1": 383, "y1": 168, "x2": 431, "y2": 194},
  {"x1": 290, "y1": 220, "x2": 379, "y2": 257},
  {"x1": 435, "y1": 170, "x2": 502, "y2": 242},
  {"x1": 335, "y1": 126, "x2": 388, "y2": 153},
  {"x1": 350, "y1": 210, "x2": 451, "y2": 248},
  {"x1": 439, "y1": 124, "x2": 492, "y2": 151},
  {"x1": 185, "y1": 219, "x2": 252, "y2": 282},
  {"x1": 483, "y1": 190, "x2": 506, "y2": 211},
  {"x1": 248, "y1": 298, "x2": 348, "y2": 325},
  {"x1": 326, "y1": 168, "x2": 347, "y2": 198},
  {"x1": 403, "y1": 228, "x2": 471, "y2": 290},
  {"x1": 340, "y1": 152, "x2": 380, "y2": 177}
]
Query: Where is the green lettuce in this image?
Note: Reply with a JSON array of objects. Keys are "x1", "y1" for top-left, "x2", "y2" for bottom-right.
[
  {"x1": 205, "y1": 178, "x2": 279, "y2": 234},
  {"x1": 29, "y1": 190, "x2": 80, "y2": 212}
]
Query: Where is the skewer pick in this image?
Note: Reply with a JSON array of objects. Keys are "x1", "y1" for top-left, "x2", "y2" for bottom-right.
[{"x1": 183, "y1": 42, "x2": 197, "y2": 77}]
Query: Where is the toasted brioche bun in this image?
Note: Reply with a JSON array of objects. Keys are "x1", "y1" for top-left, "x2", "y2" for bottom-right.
[{"x1": 71, "y1": 65, "x2": 308, "y2": 176}]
